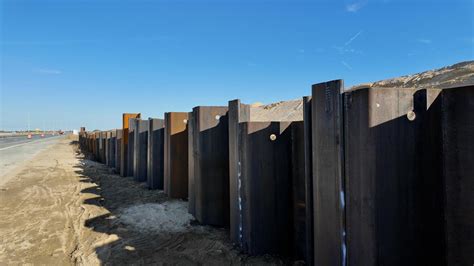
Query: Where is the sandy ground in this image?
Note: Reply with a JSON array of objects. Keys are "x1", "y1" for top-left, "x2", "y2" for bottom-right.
[{"x1": 0, "y1": 138, "x2": 284, "y2": 265}]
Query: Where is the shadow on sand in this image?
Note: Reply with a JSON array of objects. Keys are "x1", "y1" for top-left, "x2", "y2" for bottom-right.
[{"x1": 71, "y1": 143, "x2": 285, "y2": 265}]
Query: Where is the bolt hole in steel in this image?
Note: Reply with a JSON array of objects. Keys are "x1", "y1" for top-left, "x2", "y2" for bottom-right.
[
  {"x1": 407, "y1": 110, "x2": 416, "y2": 121},
  {"x1": 215, "y1": 115, "x2": 220, "y2": 120},
  {"x1": 269, "y1": 134, "x2": 277, "y2": 141}
]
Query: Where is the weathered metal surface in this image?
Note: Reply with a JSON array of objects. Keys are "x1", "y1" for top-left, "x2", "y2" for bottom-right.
[
  {"x1": 188, "y1": 112, "x2": 196, "y2": 216},
  {"x1": 343, "y1": 87, "x2": 446, "y2": 266},
  {"x1": 120, "y1": 113, "x2": 141, "y2": 177},
  {"x1": 133, "y1": 119, "x2": 149, "y2": 182},
  {"x1": 100, "y1": 131, "x2": 107, "y2": 163},
  {"x1": 291, "y1": 121, "x2": 307, "y2": 261},
  {"x1": 103, "y1": 132, "x2": 107, "y2": 163},
  {"x1": 311, "y1": 80, "x2": 344, "y2": 266},
  {"x1": 439, "y1": 85, "x2": 474, "y2": 266},
  {"x1": 105, "y1": 131, "x2": 111, "y2": 166},
  {"x1": 115, "y1": 129, "x2": 123, "y2": 173},
  {"x1": 95, "y1": 132, "x2": 99, "y2": 159},
  {"x1": 110, "y1": 130, "x2": 116, "y2": 168},
  {"x1": 96, "y1": 132, "x2": 100, "y2": 161},
  {"x1": 127, "y1": 118, "x2": 137, "y2": 177},
  {"x1": 164, "y1": 112, "x2": 189, "y2": 198},
  {"x1": 302, "y1": 96, "x2": 314, "y2": 265},
  {"x1": 228, "y1": 99, "x2": 250, "y2": 243},
  {"x1": 190, "y1": 106, "x2": 229, "y2": 226},
  {"x1": 238, "y1": 121, "x2": 293, "y2": 256},
  {"x1": 90, "y1": 134, "x2": 93, "y2": 154},
  {"x1": 89, "y1": 133, "x2": 95, "y2": 156},
  {"x1": 147, "y1": 118, "x2": 165, "y2": 190},
  {"x1": 228, "y1": 99, "x2": 309, "y2": 259}
]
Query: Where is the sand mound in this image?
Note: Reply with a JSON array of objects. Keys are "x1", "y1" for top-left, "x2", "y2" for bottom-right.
[
  {"x1": 119, "y1": 201, "x2": 194, "y2": 233},
  {"x1": 250, "y1": 99, "x2": 303, "y2": 122},
  {"x1": 248, "y1": 61, "x2": 473, "y2": 121},
  {"x1": 351, "y1": 60, "x2": 474, "y2": 90}
]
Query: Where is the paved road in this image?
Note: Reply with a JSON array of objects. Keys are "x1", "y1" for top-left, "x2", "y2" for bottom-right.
[
  {"x1": 0, "y1": 135, "x2": 64, "y2": 186},
  {"x1": 0, "y1": 134, "x2": 59, "y2": 150}
]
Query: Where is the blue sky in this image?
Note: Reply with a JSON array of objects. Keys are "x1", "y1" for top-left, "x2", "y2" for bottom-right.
[{"x1": 1, "y1": 0, "x2": 473, "y2": 130}]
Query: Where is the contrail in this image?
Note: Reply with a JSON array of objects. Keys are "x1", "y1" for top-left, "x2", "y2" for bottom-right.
[
  {"x1": 345, "y1": 30, "x2": 363, "y2": 46},
  {"x1": 342, "y1": 61, "x2": 353, "y2": 70}
]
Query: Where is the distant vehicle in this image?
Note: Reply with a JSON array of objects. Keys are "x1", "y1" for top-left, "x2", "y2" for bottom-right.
[
  {"x1": 59, "y1": 130, "x2": 64, "y2": 135},
  {"x1": 27, "y1": 134, "x2": 32, "y2": 139},
  {"x1": 41, "y1": 134, "x2": 45, "y2": 137}
]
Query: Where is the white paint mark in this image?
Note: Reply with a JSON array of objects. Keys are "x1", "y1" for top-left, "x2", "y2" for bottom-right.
[
  {"x1": 238, "y1": 161, "x2": 244, "y2": 244},
  {"x1": 340, "y1": 191, "x2": 345, "y2": 208}
]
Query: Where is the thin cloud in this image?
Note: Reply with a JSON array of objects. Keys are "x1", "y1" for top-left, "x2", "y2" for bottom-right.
[
  {"x1": 345, "y1": 30, "x2": 363, "y2": 46},
  {"x1": 418, "y1": 39, "x2": 432, "y2": 44},
  {"x1": 33, "y1": 68, "x2": 62, "y2": 75},
  {"x1": 333, "y1": 30, "x2": 364, "y2": 55},
  {"x1": 342, "y1": 61, "x2": 353, "y2": 70},
  {"x1": 333, "y1": 46, "x2": 363, "y2": 55},
  {"x1": 346, "y1": 1, "x2": 367, "y2": 13}
]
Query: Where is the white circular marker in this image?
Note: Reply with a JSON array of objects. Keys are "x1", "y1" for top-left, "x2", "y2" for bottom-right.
[
  {"x1": 270, "y1": 134, "x2": 277, "y2": 141},
  {"x1": 407, "y1": 110, "x2": 416, "y2": 121},
  {"x1": 183, "y1": 119, "x2": 188, "y2": 124},
  {"x1": 215, "y1": 115, "x2": 220, "y2": 120}
]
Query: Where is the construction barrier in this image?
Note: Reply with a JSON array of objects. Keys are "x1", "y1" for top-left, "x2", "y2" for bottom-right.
[
  {"x1": 105, "y1": 131, "x2": 109, "y2": 166},
  {"x1": 228, "y1": 99, "x2": 309, "y2": 259},
  {"x1": 110, "y1": 130, "x2": 116, "y2": 168},
  {"x1": 75, "y1": 77, "x2": 473, "y2": 266},
  {"x1": 311, "y1": 81, "x2": 474, "y2": 266},
  {"x1": 115, "y1": 129, "x2": 123, "y2": 173},
  {"x1": 188, "y1": 106, "x2": 229, "y2": 226},
  {"x1": 127, "y1": 118, "x2": 138, "y2": 177},
  {"x1": 94, "y1": 132, "x2": 99, "y2": 161},
  {"x1": 105, "y1": 131, "x2": 111, "y2": 167},
  {"x1": 133, "y1": 119, "x2": 149, "y2": 182},
  {"x1": 120, "y1": 113, "x2": 141, "y2": 177},
  {"x1": 228, "y1": 99, "x2": 250, "y2": 244},
  {"x1": 188, "y1": 111, "x2": 196, "y2": 215},
  {"x1": 164, "y1": 112, "x2": 189, "y2": 199},
  {"x1": 99, "y1": 131, "x2": 106, "y2": 163},
  {"x1": 439, "y1": 85, "x2": 474, "y2": 265},
  {"x1": 302, "y1": 96, "x2": 314, "y2": 265},
  {"x1": 147, "y1": 118, "x2": 165, "y2": 189},
  {"x1": 311, "y1": 80, "x2": 345, "y2": 266},
  {"x1": 238, "y1": 121, "x2": 305, "y2": 256},
  {"x1": 290, "y1": 120, "x2": 309, "y2": 261}
]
